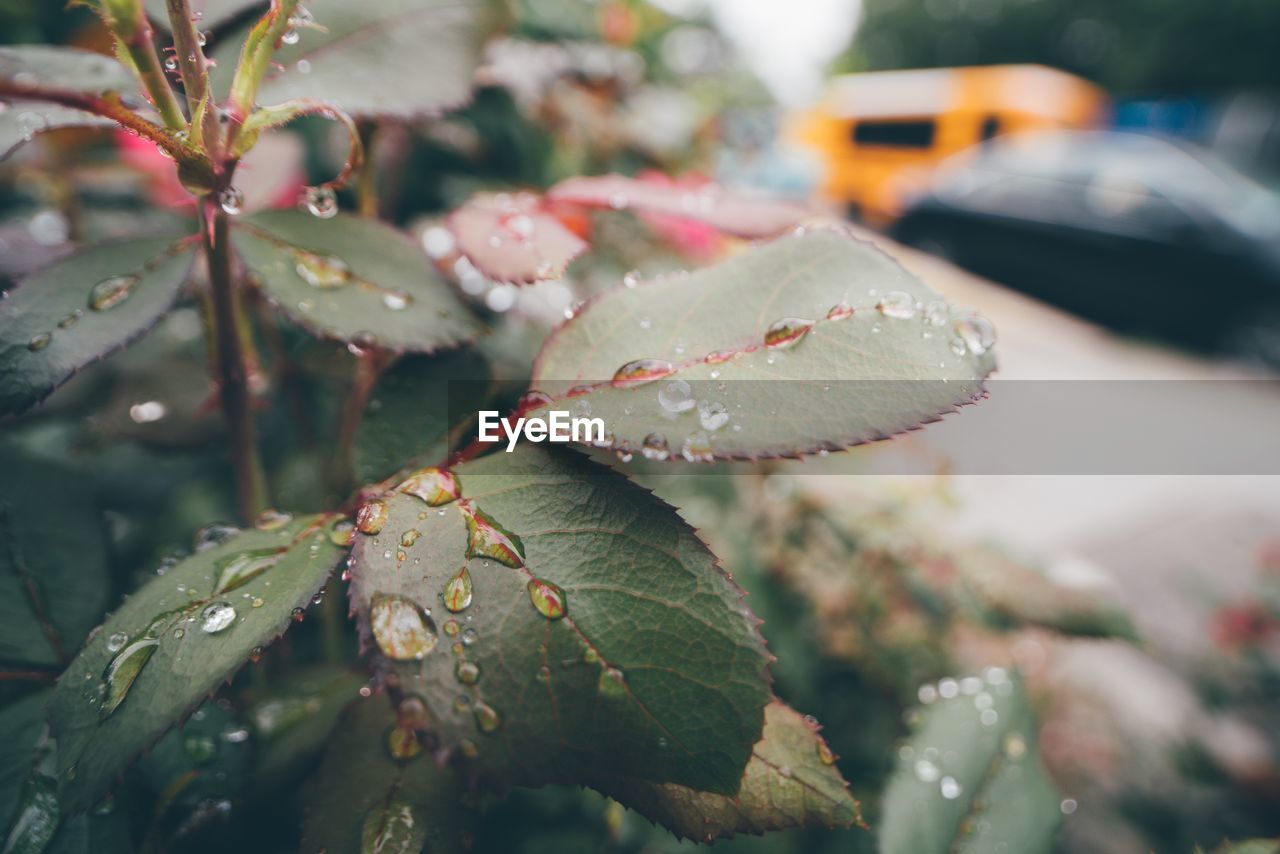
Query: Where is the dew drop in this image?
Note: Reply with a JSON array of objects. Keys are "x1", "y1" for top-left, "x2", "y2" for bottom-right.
[
  {"x1": 954, "y1": 314, "x2": 996, "y2": 355},
  {"x1": 399, "y1": 467, "x2": 460, "y2": 506},
  {"x1": 612, "y1": 358, "x2": 674, "y2": 388},
  {"x1": 443, "y1": 619, "x2": 460, "y2": 638},
  {"x1": 764, "y1": 317, "x2": 814, "y2": 349},
  {"x1": 923, "y1": 300, "x2": 949, "y2": 327},
  {"x1": 385, "y1": 725, "x2": 422, "y2": 760},
  {"x1": 940, "y1": 776, "x2": 962, "y2": 799},
  {"x1": 370, "y1": 593, "x2": 438, "y2": 660},
  {"x1": 473, "y1": 701, "x2": 501, "y2": 733},
  {"x1": 461, "y1": 627, "x2": 478, "y2": 646},
  {"x1": 641, "y1": 433, "x2": 669, "y2": 461},
  {"x1": 681, "y1": 431, "x2": 713, "y2": 463},
  {"x1": 212, "y1": 548, "x2": 282, "y2": 595},
  {"x1": 697, "y1": 400, "x2": 730, "y2": 431},
  {"x1": 88, "y1": 275, "x2": 138, "y2": 311},
  {"x1": 455, "y1": 660, "x2": 480, "y2": 685},
  {"x1": 218, "y1": 187, "x2": 244, "y2": 215},
  {"x1": 827, "y1": 302, "x2": 854, "y2": 321},
  {"x1": 27, "y1": 332, "x2": 51, "y2": 351},
  {"x1": 200, "y1": 602, "x2": 236, "y2": 634},
  {"x1": 106, "y1": 632, "x2": 127, "y2": 653},
  {"x1": 877, "y1": 290, "x2": 916, "y2": 319},
  {"x1": 57, "y1": 310, "x2": 82, "y2": 329},
  {"x1": 99, "y1": 638, "x2": 159, "y2": 719},
  {"x1": 328, "y1": 519, "x2": 355, "y2": 546},
  {"x1": 461, "y1": 503, "x2": 524, "y2": 568},
  {"x1": 301, "y1": 185, "x2": 337, "y2": 219},
  {"x1": 294, "y1": 251, "x2": 351, "y2": 288},
  {"x1": 195, "y1": 522, "x2": 241, "y2": 551},
  {"x1": 253, "y1": 509, "x2": 292, "y2": 531},
  {"x1": 526, "y1": 577, "x2": 567, "y2": 620},
  {"x1": 444, "y1": 567, "x2": 473, "y2": 613},
  {"x1": 817, "y1": 741, "x2": 836, "y2": 765},
  {"x1": 356, "y1": 499, "x2": 388, "y2": 535},
  {"x1": 163, "y1": 56, "x2": 178, "y2": 71},
  {"x1": 381, "y1": 289, "x2": 411, "y2": 311},
  {"x1": 598, "y1": 667, "x2": 626, "y2": 699},
  {"x1": 1003, "y1": 733, "x2": 1026, "y2": 759},
  {"x1": 914, "y1": 759, "x2": 940, "y2": 783},
  {"x1": 658, "y1": 379, "x2": 695, "y2": 413},
  {"x1": 281, "y1": 28, "x2": 300, "y2": 44},
  {"x1": 950, "y1": 337, "x2": 967, "y2": 357}
]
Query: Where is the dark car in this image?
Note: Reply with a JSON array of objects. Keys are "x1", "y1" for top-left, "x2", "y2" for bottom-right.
[{"x1": 892, "y1": 130, "x2": 1280, "y2": 361}]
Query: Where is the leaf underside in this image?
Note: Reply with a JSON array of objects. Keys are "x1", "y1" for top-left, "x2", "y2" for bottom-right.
[
  {"x1": 347, "y1": 444, "x2": 772, "y2": 796},
  {"x1": 0, "y1": 237, "x2": 195, "y2": 417},
  {"x1": 48, "y1": 515, "x2": 346, "y2": 812},
  {"x1": 211, "y1": 0, "x2": 487, "y2": 118},
  {"x1": 232, "y1": 211, "x2": 481, "y2": 353},
  {"x1": 596, "y1": 699, "x2": 862, "y2": 842},
  {"x1": 531, "y1": 228, "x2": 997, "y2": 461},
  {"x1": 878, "y1": 671, "x2": 1061, "y2": 854},
  {"x1": 0, "y1": 47, "x2": 136, "y2": 158}
]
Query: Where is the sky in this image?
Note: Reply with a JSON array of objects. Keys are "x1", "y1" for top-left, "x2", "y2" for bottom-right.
[{"x1": 651, "y1": 0, "x2": 863, "y2": 104}]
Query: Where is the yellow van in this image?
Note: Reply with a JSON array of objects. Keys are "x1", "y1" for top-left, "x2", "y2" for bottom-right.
[{"x1": 791, "y1": 65, "x2": 1108, "y2": 225}]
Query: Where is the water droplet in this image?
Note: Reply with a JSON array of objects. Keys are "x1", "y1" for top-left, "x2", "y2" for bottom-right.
[
  {"x1": 88, "y1": 275, "x2": 138, "y2": 311},
  {"x1": 612, "y1": 358, "x2": 675, "y2": 389},
  {"x1": 764, "y1": 317, "x2": 814, "y2": 349},
  {"x1": 56, "y1": 310, "x2": 82, "y2": 329},
  {"x1": 301, "y1": 185, "x2": 337, "y2": 219},
  {"x1": 461, "y1": 627, "x2": 478, "y2": 646},
  {"x1": 281, "y1": 28, "x2": 300, "y2": 44},
  {"x1": 361, "y1": 800, "x2": 425, "y2": 854},
  {"x1": 294, "y1": 251, "x2": 350, "y2": 288},
  {"x1": 106, "y1": 632, "x2": 128, "y2": 652},
  {"x1": 980, "y1": 708, "x2": 999, "y2": 727},
  {"x1": 914, "y1": 759, "x2": 940, "y2": 783},
  {"x1": 526, "y1": 578, "x2": 567, "y2": 620},
  {"x1": 26, "y1": 332, "x2": 51, "y2": 351},
  {"x1": 877, "y1": 290, "x2": 916, "y2": 319},
  {"x1": 385, "y1": 725, "x2": 422, "y2": 760},
  {"x1": 399, "y1": 467, "x2": 460, "y2": 506},
  {"x1": 706, "y1": 349, "x2": 734, "y2": 364},
  {"x1": 1003, "y1": 733, "x2": 1026, "y2": 759},
  {"x1": 195, "y1": 522, "x2": 241, "y2": 551},
  {"x1": 583, "y1": 648, "x2": 599, "y2": 664},
  {"x1": 938, "y1": 677, "x2": 959, "y2": 699},
  {"x1": 328, "y1": 519, "x2": 355, "y2": 546},
  {"x1": 458, "y1": 738, "x2": 479, "y2": 759},
  {"x1": 128, "y1": 400, "x2": 166, "y2": 423},
  {"x1": 827, "y1": 302, "x2": 854, "y2": 321},
  {"x1": 658, "y1": 379, "x2": 696, "y2": 413},
  {"x1": 212, "y1": 548, "x2": 282, "y2": 595},
  {"x1": 200, "y1": 602, "x2": 236, "y2": 634},
  {"x1": 218, "y1": 187, "x2": 244, "y2": 215},
  {"x1": 370, "y1": 593, "x2": 437, "y2": 660},
  {"x1": 461, "y1": 503, "x2": 524, "y2": 568},
  {"x1": 253, "y1": 509, "x2": 292, "y2": 531},
  {"x1": 356, "y1": 499, "x2": 388, "y2": 535},
  {"x1": 473, "y1": 701, "x2": 501, "y2": 733},
  {"x1": 681, "y1": 432, "x2": 713, "y2": 462},
  {"x1": 290, "y1": 607, "x2": 305, "y2": 622},
  {"x1": 381, "y1": 289, "x2": 411, "y2": 310},
  {"x1": 422, "y1": 225, "x2": 455, "y2": 259},
  {"x1": 598, "y1": 667, "x2": 626, "y2": 699},
  {"x1": 940, "y1": 776, "x2": 962, "y2": 799},
  {"x1": 1060, "y1": 798, "x2": 1078, "y2": 815},
  {"x1": 949, "y1": 337, "x2": 967, "y2": 357},
  {"x1": 817, "y1": 741, "x2": 836, "y2": 765},
  {"x1": 443, "y1": 619, "x2": 460, "y2": 637},
  {"x1": 164, "y1": 56, "x2": 179, "y2": 71},
  {"x1": 641, "y1": 433, "x2": 669, "y2": 461},
  {"x1": 100, "y1": 637, "x2": 159, "y2": 719},
  {"x1": 455, "y1": 660, "x2": 480, "y2": 684},
  {"x1": 697, "y1": 400, "x2": 729, "y2": 431},
  {"x1": 923, "y1": 300, "x2": 949, "y2": 327},
  {"x1": 196, "y1": 30, "x2": 208, "y2": 46},
  {"x1": 444, "y1": 567, "x2": 473, "y2": 612},
  {"x1": 954, "y1": 314, "x2": 996, "y2": 355},
  {"x1": 4, "y1": 772, "x2": 59, "y2": 854},
  {"x1": 622, "y1": 270, "x2": 640, "y2": 288}
]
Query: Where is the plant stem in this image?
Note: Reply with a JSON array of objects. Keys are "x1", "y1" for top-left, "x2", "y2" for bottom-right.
[
  {"x1": 118, "y1": 19, "x2": 187, "y2": 130},
  {"x1": 357, "y1": 120, "x2": 379, "y2": 217},
  {"x1": 163, "y1": 0, "x2": 222, "y2": 154},
  {"x1": 329, "y1": 351, "x2": 390, "y2": 496},
  {"x1": 200, "y1": 199, "x2": 269, "y2": 522}
]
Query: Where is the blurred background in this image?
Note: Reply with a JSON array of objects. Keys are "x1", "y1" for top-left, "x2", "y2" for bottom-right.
[{"x1": 3, "y1": 0, "x2": 1280, "y2": 852}]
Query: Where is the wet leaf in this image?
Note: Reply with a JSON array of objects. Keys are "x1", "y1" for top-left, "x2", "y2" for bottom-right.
[
  {"x1": 0, "y1": 445, "x2": 112, "y2": 669},
  {"x1": 353, "y1": 349, "x2": 490, "y2": 484},
  {"x1": 211, "y1": 0, "x2": 487, "y2": 117},
  {"x1": 48, "y1": 515, "x2": 346, "y2": 812},
  {"x1": 597, "y1": 700, "x2": 861, "y2": 841},
  {"x1": 547, "y1": 174, "x2": 811, "y2": 238},
  {"x1": 0, "y1": 47, "x2": 135, "y2": 158},
  {"x1": 531, "y1": 228, "x2": 996, "y2": 461},
  {"x1": 879, "y1": 669, "x2": 1061, "y2": 854},
  {"x1": 348, "y1": 445, "x2": 771, "y2": 795},
  {"x1": 0, "y1": 693, "x2": 55, "y2": 848},
  {"x1": 448, "y1": 192, "x2": 588, "y2": 284},
  {"x1": 300, "y1": 698, "x2": 474, "y2": 853},
  {"x1": 232, "y1": 211, "x2": 480, "y2": 352},
  {"x1": 0, "y1": 237, "x2": 195, "y2": 416}
]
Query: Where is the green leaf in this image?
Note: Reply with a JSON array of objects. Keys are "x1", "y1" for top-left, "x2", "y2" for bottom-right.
[
  {"x1": 879, "y1": 669, "x2": 1062, "y2": 854},
  {"x1": 0, "y1": 445, "x2": 111, "y2": 669},
  {"x1": 0, "y1": 47, "x2": 135, "y2": 158},
  {"x1": 596, "y1": 699, "x2": 862, "y2": 842},
  {"x1": 211, "y1": 0, "x2": 487, "y2": 117},
  {"x1": 354, "y1": 350, "x2": 491, "y2": 484},
  {"x1": 530, "y1": 228, "x2": 997, "y2": 461},
  {"x1": 300, "y1": 696, "x2": 474, "y2": 853},
  {"x1": 48, "y1": 514, "x2": 347, "y2": 812},
  {"x1": 0, "y1": 693, "x2": 55, "y2": 844},
  {"x1": 348, "y1": 445, "x2": 771, "y2": 795},
  {"x1": 0, "y1": 237, "x2": 195, "y2": 416},
  {"x1": 231, "y1": 211, "x2": 480, "y2": 352},
  {"x1": 448, "y1": 192, "x2": 588, "y2": 284}
]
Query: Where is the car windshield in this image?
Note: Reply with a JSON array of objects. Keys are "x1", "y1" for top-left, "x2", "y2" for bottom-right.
[{"x1": 947, "y1": 131, "x2": 1280, "y2": 240}]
